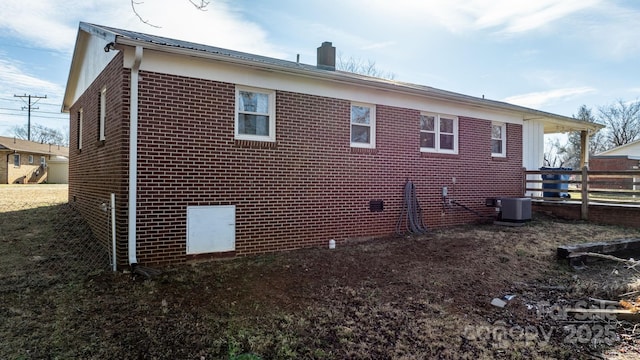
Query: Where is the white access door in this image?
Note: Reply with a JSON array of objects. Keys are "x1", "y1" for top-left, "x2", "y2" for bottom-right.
[{"x1": 186, "y1": 205, "x2": 236, "y2": 254}]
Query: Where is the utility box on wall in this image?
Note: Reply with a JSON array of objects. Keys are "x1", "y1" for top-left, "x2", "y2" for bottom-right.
[{"x1": 186, "y1": 205, "x2": 236, "y2": 254}]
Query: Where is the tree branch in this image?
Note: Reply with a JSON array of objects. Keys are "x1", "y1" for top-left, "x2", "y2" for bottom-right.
[
  {"x1": 131, "y1": 0, "x2": 161, "y2": 28},
  {"x1": 577, "y1": 252, "x2": 640, "y2": 272},
  {"x1": 188, "y1": 0, "x2": 210, "y2": 10}
]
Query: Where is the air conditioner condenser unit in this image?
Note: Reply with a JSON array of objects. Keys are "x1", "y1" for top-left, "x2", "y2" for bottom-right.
[{"x1": 498, "y1": 197, "x2": 532, "y2": 223}]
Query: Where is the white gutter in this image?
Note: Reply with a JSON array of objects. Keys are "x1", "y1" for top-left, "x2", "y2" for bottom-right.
[{"x1": 128, "y1": 45, "x2": 143, "y2": 265}]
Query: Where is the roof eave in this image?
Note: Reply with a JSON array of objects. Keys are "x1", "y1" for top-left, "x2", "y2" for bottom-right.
[{"x1": 115, "y1": 34, "x2": 600, "y2": 132}]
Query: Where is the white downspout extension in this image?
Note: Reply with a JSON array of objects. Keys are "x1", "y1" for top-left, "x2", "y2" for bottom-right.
[{"x1": 128, "y1": 45, "x2": 143, "y2": 265}]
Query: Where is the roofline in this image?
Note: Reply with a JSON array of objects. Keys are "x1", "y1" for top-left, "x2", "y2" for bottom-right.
[
  {"x1": 591, "y1": 155, "x2": 640, "y2": 160},
  {"x1": 596, "y1": 138, "x2": 640, "y2": 155},
  {"x1": 68, "y1": 22, "x2": 604, "y2": 133},
  {"x1": 115, "y1": 36, "x2": 604, "y2": 132}
]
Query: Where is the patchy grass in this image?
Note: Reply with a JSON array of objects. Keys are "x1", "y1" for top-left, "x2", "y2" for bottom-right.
[
  {"x1": 2, "y1": 186, "x2": 640, "y2": 359},
  {"x1": 0, "y1": 184, "x2": 68, "y2": 211}
]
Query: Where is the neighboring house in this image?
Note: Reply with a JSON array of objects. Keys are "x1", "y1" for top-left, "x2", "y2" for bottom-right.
[
  {"x1": 0, "y1": 136, "x2": 69, "y2": 184},
  {"x1": 590, "y1": 139, "x2": 640, "y2": 190},
  {"x1": 62, "y1": 23, "x2": 600, "y2": 267}
]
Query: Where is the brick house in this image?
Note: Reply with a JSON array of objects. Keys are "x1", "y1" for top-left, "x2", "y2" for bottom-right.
[
  {"x1": 62, "y1": 23, "x2": 601, "y2": 267},
  {"x1": 0, "y1": 136, "x2": 69, "y2": 184},
  {"x1": 590, "y1": 139, "x2": 640, "y2": 190}
]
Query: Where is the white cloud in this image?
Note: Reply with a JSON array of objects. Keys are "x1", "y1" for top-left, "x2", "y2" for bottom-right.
[
  {"x1": 574, "y1": 3, "x2": 640, "y2": 60},
  {"x1": 360, "y1": 41, "x2": 396, "y2": 51},
  {"x1": 0, "y1": 58, "x2": 63, "y2": 95},
  {"x1": 365, "y1": 0, "x2": 602, "y2": 34},
  {"x1": 503, "y1": 87, "x2": 596, "y2": 108},
  {"x1": 0, "y1": 0, "x2": 82, "y2": 51},
  {"x1": 468, "y1": 0, "x2": 601, "y2": 34},
  {"x1": 0, "y1": 56, "x2": 66, "y2": 136},
  {"x1": 0, "y1": 0, "x2": 282, "y2": 57}
]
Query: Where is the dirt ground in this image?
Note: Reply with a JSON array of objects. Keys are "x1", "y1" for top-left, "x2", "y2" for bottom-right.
[{"x1": 2, "y1": 185, "x2": 640, "y2": 359}]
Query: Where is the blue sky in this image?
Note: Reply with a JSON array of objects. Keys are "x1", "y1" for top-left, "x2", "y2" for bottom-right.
[{"x1": 0, "y1": 0, "x2": 639, "y2": 139}]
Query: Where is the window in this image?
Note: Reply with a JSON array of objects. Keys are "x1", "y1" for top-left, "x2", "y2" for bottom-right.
[
  {"x1": 99, "y1": 87, "x2": 106, "y2": 141},
  {"x1": 28, "y1": 155, "x2": 34, "y2": 164},
  {"x1": 13, "y1": 154, "x2": 20, "y2": 167},
  {"x1": 350, "y1": 103, "x2": 376, "y2": 148},
  {"x1": 235, "y1": 86, "x2": 276, "y2": 142},
  {"x1": 77, "y1": 108, "x2": 83, "y2": 150},
  {"x1": 40, "y1": 156, "x2": 46, "y2": 167},
  {"x1": 420, "y1": 113, "x2": 458, "y2": 154},
  {"x1": 491, "y1": 122, "x2": 506, "y2": 157}
]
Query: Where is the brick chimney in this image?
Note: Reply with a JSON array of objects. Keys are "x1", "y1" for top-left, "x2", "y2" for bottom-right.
[{"x1": 317, "y1": 42, "x2": 336, "y2": 71}]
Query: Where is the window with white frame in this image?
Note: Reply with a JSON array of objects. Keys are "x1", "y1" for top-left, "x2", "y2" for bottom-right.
[
  {"x1": 13, "y1": 154, "x2": 20, "y2": 167},
  {"x1": 28, "y1": 155, "x2": 34, "y2": 164},
  {"x1": 235, "y1": 86, "x2": 276, "y2": 142},
  {"x1": 491, "y1": 122, "x2": 506, "y2": 157},
  {"x1": 99, "y1": 87, "x2": 106, "y2": 141},
  {"x1": 77, "y1": 108, "x2": 83, "y2": 150},
  {"x1": 40, "y1": 156, "x2": 46, "y2": 167},
  {"x1": 350, "y1": 103, "x2": 376, "y2": 148},
  {"x1": 420, "y1": 113, "x2": 458, "y2": 154}
]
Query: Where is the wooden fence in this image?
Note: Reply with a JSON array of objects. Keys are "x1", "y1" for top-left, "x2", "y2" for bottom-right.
[{"x1": 524, "y1": 167, "x2": 640, "y2": 220}]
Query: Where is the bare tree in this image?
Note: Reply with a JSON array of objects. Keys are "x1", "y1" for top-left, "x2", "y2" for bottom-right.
[
  {"x1": 558, "y1": 105, "x2": 608, "y2": 168},
  {"x1": 131, "y1": 0, "x2": 210, "y2": 27},
  {"x1": 336, "y1": 54, "x2": 396, "y2": 80},
  {"x1": 12, "y1": 123, "x2": 67, "y2": 147},
  {"x1": 543, "y1": 137, "x2": 568, "y2": 167},
  {"x1": 598, "y1": 99, "x2": 640, "y2": 148},
  {"x1": 544, "y1": 105, "x2": 606, "y2": 169}
]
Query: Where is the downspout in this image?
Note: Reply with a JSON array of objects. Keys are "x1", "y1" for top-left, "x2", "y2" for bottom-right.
[{"x1": 128, "y1": 46, "x2": 143, "y2": 266}]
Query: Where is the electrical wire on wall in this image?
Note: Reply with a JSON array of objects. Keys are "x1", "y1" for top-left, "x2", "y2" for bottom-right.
[{"x1": 443, "y1": 178, "x2": 494, "y2": 220}]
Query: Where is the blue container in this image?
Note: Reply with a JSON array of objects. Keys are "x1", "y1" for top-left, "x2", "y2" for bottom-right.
[{"x1": 540, "y1": 167, "x2": 571, "y2": 198}]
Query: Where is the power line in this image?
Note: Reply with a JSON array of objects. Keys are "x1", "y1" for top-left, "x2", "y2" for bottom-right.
[
  {"x1": 0, "y1": 107, "x2": 63, "y2": 115},
  {"x1": 14, "y1": 94, "x2": 47, "y2": 140},
  {"x1": 0, "y1": 97, "x2": 60, "y2": 107},
  {"x1": 0, "y1": 112, "x2": 67, "y2": 120}
]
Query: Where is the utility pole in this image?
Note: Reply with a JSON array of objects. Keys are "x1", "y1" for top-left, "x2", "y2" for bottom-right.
[{"x1": 14, "y1": 94, "x2": 47, "y2": 141}]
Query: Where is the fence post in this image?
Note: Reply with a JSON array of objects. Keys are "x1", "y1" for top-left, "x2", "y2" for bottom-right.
[{"x1": 581, "y1": 166, "x2": 589, "y2": 220}]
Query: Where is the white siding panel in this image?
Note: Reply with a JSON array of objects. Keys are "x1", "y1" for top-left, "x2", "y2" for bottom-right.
[{"x1": 523, "y1": 120, "x2": 545, "y2": 197}]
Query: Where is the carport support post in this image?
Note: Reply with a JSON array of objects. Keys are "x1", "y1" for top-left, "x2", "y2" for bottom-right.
[
  {"x1": 579, "y1": 130, "x2": 589, "y2": 168},
  {"x1": 581, "y1": 166, "x2": 589, "y2": 220}
]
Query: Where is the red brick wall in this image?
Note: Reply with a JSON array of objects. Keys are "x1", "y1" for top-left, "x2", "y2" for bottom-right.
[
  {"x1": 131, "y1": 70, "x2": 524, "y2": 265},
  {"x1": 589, "y1": 156, "x2": 638, "y2": 190},
  {"x1": 533, "y1": 202, "x2": 640, "y2": 228},
  {"x1": 68, "y1": 52, "x2": 130, "y2": 263}
]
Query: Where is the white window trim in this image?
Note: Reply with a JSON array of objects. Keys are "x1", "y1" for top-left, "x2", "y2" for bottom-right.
[
  {"x1": 491, "y1": 122, "x2": 507, "y2": 157},
  {"x1": 13, "y1": 154, "x2": 20, "y2": 167},
  {"x1": 40, "y1": 156, "x2": 46, "y2": 167},
  {"x1": 28, "y1": 155, "x2": 34, "y2": 164},
  {"x1": 78, "y1": 108, "x2": 83, "y2": 150},
  {"x1": 350, "y1": 102, "x2": 376, "y2": 149},
  {"x1": 420, "y1": 112, "x2": 458, "y2": 154},
  {"x1": 99, "y1": 87, "x2": 106, "y2": 141},
  {"x1": 234, "y1": 85, "x2": 276, "y2": 142}
]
